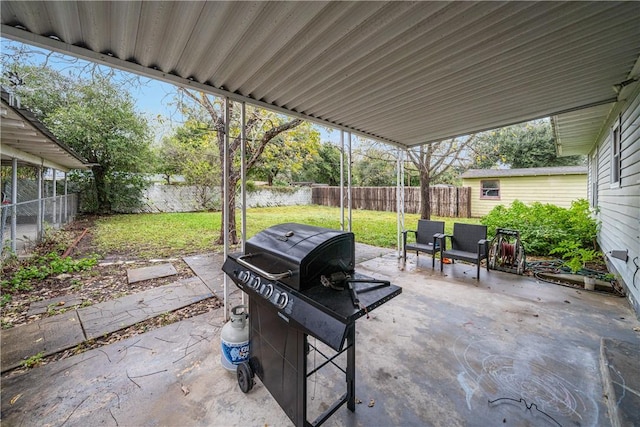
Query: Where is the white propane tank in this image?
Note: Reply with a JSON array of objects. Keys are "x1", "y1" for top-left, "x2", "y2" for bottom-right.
[{"x1": 220, "y1": 305, "x2": 249, "y2": 371}]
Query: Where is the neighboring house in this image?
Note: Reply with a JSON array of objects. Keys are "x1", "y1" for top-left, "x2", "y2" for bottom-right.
[
  {"x1": 554, "y1": 78, "x2": 640, "y2": 317},
  {"x1": 461, "y1": 166, "x2": 587, "y2": 217}
]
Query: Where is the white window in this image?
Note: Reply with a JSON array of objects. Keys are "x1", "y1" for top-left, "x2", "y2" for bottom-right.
[{"x1": 480, "y1": 180, "x2": 500, "y2": 199}]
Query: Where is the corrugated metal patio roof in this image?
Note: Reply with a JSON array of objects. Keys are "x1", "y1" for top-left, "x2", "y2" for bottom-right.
[{"x1": 1, "y1": 1, "x2": 639, "y2": 149}]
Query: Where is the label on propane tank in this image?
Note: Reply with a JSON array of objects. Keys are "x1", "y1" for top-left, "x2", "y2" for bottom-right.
[{"x1": 221, "y1": 339, "x2": 249, "y2": 365}]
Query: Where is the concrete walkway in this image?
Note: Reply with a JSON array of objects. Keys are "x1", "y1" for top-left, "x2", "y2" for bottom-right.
[
  {"x1": 1, "y1": 276, "x2": 213, "y2": 372},
  {"x1": 1, "y1": 246, "x2": 638, "y2": 426}
]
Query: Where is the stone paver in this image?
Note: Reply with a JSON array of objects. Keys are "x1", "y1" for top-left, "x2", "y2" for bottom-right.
[
  {"x1": 1, "y1": 311, "x2": 84, "y2": 372},
  {"x1": 78, "y1": 277, "x2": 212, "y2": 339},
  {"x1": 127, "y1": 263, "x2": 178, "y2": 284},
  {"x1": 26, "y1": 294, "x2": 84, "y2": 316},
  {"x1": 183, "y1": 254, "x2": 227, "y2": 296}
]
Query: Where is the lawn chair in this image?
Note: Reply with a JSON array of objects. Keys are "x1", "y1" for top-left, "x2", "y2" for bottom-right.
[
  {"x1": 403, "y1": 220, "x2": 445, "y2": 268},
  {"x1": 438, "y1": 223, "x2": 489, "y2": 280}
]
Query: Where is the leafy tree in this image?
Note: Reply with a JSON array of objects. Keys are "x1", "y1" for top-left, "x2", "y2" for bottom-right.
[
  {"x1": 178, "y1": 89, "x2": 306, "y2": 244},
  {"x1": 156, "y1": 119, "x2": 220, "y2": 207},
  {"x1": 353, "y1": 146, "x2": 397, "y2": 186},
  {"x1": 250, "y1": 121, "x2": 320, "y2": 185},
  {"x1": 470, "y1": 120, "x2": 584, "y2": 169},
  {"x1": 2, "y1": 63, "x2": 153, "y2": 213},
  {"x1": 44, "y1": 77, "x2": 152, "y2": 213},
  {"x1": 407, "y1": 136, "x2": 476, "y2": 219},
  {"x1": 292, "y1": 141, "x2": 342, "y2": 185}
]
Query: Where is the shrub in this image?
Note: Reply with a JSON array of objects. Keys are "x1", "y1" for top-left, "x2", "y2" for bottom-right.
[
  {"x1": 481, "y1": 199, "x2": 598, "y2": 256},
  {"x1": 550, "y1": 240, "x2": 600, "y2": 273}
]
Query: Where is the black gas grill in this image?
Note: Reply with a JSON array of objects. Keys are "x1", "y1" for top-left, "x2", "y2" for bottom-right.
[{"x1": 222, "y1": 223, "x2": 401, "y2": 426}]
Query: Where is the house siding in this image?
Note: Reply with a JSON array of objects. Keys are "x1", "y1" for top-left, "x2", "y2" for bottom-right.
[
  {"x1": 593, "y1": 84, "x2": 640, "y2": 316},
  {"x1": 463, "y1": 174, "x2": 587, "y2": 217}
]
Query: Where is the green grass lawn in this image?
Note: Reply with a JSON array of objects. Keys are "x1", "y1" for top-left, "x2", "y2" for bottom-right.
[{"x1": 94, "y1": 205, "x2": 480, "y2": 258}]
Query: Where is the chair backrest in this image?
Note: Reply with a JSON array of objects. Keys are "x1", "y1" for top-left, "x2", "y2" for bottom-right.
[
  {"x1": 416, "y1": 220, "x2": 445, "y2": 244},
  {"x1": 451, "y1": 223, "x2": 487, "y2": 253}
]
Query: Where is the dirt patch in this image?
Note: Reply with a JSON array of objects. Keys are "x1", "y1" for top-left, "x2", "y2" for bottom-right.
[{"x1": 1, "y1": 216, "x2": 222, "y2": 373}]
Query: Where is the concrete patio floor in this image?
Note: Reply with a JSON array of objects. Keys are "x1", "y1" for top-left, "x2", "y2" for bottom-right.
[{"x1": 1, "y1": 250, "x2": 638, "y2": 426}]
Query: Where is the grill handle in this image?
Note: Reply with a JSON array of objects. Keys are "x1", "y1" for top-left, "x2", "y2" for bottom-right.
[{"x1": 237, "y1": 254, "x2": 293, "y2": 281}]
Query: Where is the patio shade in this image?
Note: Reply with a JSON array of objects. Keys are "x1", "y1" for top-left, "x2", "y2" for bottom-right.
[{"x1": 2, "y1": 1, "x2": 639, "y2": 148}]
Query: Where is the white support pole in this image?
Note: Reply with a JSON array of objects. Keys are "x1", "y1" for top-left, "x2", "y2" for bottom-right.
[
  {"x1": 10, "y1": 158, "x2": 17, "y2": 253},
  {"x1": 64, "y1": 172, "x2": 68, "y2": 222},
  {"x1": 347, "y1": 132, "x2": 352, "y2": 232},
  {"x1": 340, "y1": 131, "x2": 345, "y2": 231},
  {"x1": 52, "y1": 169, "x2": 57, "y2": 225},
  {"x1": 223, "y1": 97, "x2": 230, "y2": 321},
  {"x1": 240, "y1": 101, "x2": 247, "y2": 306},
  {"x1": 396, "y1": 149, "x2": 406, "y2": 259},
  {"x1": 37, "y1": 166, "x2": 43, "y2": 240}
]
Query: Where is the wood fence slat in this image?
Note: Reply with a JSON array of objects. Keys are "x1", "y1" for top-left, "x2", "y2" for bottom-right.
[{"x1": 311, "y1": 186, "x2": 471, "y2": 217}]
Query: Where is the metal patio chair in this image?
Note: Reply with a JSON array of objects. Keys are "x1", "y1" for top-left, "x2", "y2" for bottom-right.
[
  {"x1": 403, "y1": 219, "x2": 445, "y2": 268},
  {"x1": 438, "y1": 223, "x2": 489, "y2": 280}
]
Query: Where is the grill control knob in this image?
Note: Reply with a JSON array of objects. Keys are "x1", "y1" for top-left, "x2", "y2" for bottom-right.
[
  {"x1": 262, "y1": 283, "x2": 274, "y2": 299},
  {"x1": 237, "y1": 271, "x2": 251, "y2": 284},
  {"x1": 250, "y1": 276, "x2": 261, "y2": 290},
  {"x1": 275, "y1": 291, "x2": 289, "y2": 309}
]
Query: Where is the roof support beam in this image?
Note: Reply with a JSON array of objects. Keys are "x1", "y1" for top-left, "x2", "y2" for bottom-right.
[{"x1": 1, "y1": 144, "x2": 73, "y2": 172}]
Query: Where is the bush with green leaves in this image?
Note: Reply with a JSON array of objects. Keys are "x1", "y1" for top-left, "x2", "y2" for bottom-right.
[
  {"x1": 549, "y1": 240, "x2": 601, "y2": 273},
  {"x1": 481, "y1": 199, "x2": 598, "y2": 256}
]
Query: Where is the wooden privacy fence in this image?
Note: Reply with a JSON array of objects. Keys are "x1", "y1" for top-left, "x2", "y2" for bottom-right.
[{"x1": 311, "y1": 186, "x2": 471, "y2": 217}]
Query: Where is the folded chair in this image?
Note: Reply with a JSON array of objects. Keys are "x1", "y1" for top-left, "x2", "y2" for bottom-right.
[
  {"x1": 403, "y1": 220, "x2": 445, "y2": 268},
  {"x1": 438, "y1": 223, "x2": 489, "y2": 280}
]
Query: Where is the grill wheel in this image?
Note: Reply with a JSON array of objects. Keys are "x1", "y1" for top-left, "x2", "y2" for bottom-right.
[{"x1": 237, "y1": 361, "x2": 254, "y2": 393}]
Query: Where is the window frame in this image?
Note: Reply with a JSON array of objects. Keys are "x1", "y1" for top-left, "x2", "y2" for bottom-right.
[
  {"x1": 610, "y1": 115, "x2": 622, "y2": 188},
  {"x1": 480, "y1": 179, "x2": 500, "y2": 200}
]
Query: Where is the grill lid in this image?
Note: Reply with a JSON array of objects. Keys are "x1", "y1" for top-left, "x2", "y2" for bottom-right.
[{"x1": 244, "y1": 223, "x2": 355, "y2": 291}]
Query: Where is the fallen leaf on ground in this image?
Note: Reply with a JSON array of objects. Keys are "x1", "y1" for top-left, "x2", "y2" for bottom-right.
[
  {"x1": 181, "y1": 384, "x2": 190, "y2": 395},
  {"x1": 368, "y1": 399, "x2": 375, "y2": 407}
]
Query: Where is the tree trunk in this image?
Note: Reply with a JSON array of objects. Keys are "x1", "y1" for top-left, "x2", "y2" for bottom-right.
[
  {"x1": 419, "y1": 169, "x2": 431, "y2": 220},
  {"x1": 92, "y1": 165, "x2": 111, "y2": 213}
]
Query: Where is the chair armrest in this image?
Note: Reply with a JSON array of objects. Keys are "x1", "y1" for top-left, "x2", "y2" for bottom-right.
[
  {"x1": 403, "y1": 230, "x2": 417, "y2": 246},
  {"x1": 434, "y1": 233, "x2": 448, "y2": 251},
  {"x1": 402, "y1": 230, "x2": 418, "y2": 240},
  {"x1": 478, "y1": 239, "x2": 489, "y2": 256}
]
